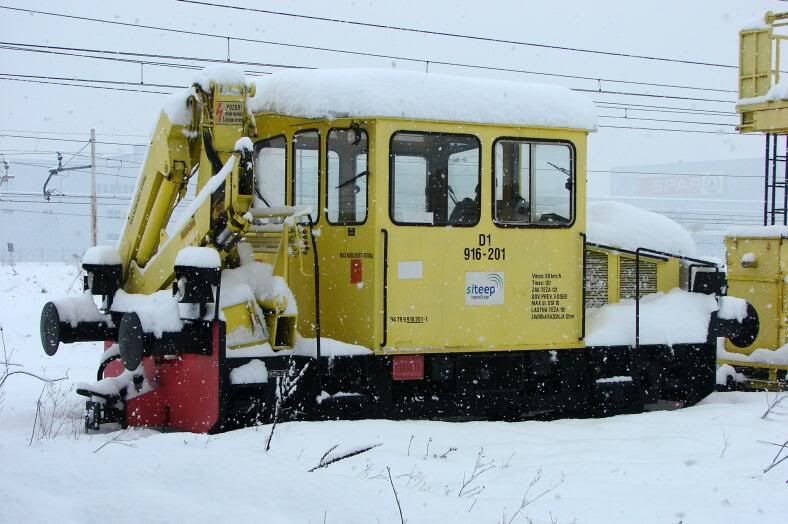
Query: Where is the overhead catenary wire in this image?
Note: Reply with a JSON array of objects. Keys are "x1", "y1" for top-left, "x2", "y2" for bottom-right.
[
  {"x1": 0, "y1": 129, "x2": 148, "y2": 138},
  {"x1": 0, "y1": 42, "x2": 303, "y2": 71},
  {"x1": 0, "y1": 133, "x2": 146, "y2": 148},
  {"x1": 174, "y1": 0, "x2": 740, "y2": 69},
  {"x1": 0, "y1": 42, "x2": 741, "y2": 106},
  {"x1": 0, "y1": 75, "x2": 173, "y2": 95},
  {"x1": 0, "y1": 207, "x2": 125, "y2": 219},
  {"x1": 0, "y1": 72, "x2": 744, "y2": 137},
  {"x1": 0, "y1": 72, "x2": 737, "y2": 123},
  {"x1": 0, "y1": 39, "x2": 738, "y2": 95},
  {"x1": 598, "y1": 115, "x2": 735, "y2": 127},
  {"x1": 597, "y1": 124, "x2": 740, "y2": 135}
]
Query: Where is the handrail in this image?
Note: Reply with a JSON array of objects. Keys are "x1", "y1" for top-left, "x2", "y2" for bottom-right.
[
  {"x1": 307, "y1": 213, "x2": 321, "y2": 390},
  {"x1": 247, "y1": 205, "x2": 312, "y2": 219},
  {"x1": 586, "y1": 241, "x2": 669, "y2": 261},
  {"x1": 380, "y1": 228, "x2": 388, "y2": 348},
  {"x1": 580, "y1": 232, "x2": 586, "y2": 341}
]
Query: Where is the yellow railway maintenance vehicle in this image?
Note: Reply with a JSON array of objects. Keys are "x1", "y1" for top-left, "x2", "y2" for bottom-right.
[
  {"x1": 39, "y1": 68, "x2": 750, "y2": 432},
  {"x1": 716, "y1": 10, "x2": 788, "y2": 391}
]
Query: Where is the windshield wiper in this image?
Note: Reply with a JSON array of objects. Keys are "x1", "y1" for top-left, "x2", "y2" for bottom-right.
[
  {"x1": 335, "y1": 170, "x2": 369, "y2": 190},
  {"x1": 547, "y1": 162, "x2": 570, "y2": 176}
]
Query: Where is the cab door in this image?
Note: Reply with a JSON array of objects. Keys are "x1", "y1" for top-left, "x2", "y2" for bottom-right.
[
  {"x1": 382, "y1": 128, "x2": 584, "y2": 354},
  {"x1": 384, "y1": 129, "x2": 485, "y2": 352}
]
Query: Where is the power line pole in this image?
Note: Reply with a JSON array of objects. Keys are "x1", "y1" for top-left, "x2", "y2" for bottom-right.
[{"x1": 90, "y1": 128, "x2": 97, "y2": 246}]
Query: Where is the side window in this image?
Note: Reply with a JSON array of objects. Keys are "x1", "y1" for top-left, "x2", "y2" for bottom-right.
[
  {"x1": 327, "y1": 128, "x2": 368, "y2": 224},
  {"x1": 254, "y1": 135, "x2": 287, "y2": 207},
  {"x1": 293, "y1": 130, "x2": 320, "y2": 221},
  {"x1": 390, "y1": 132, "x2": 480, "y2": 226},
  {"x1": 493, "y1": 139, "x2": 573, "y2": 226}
]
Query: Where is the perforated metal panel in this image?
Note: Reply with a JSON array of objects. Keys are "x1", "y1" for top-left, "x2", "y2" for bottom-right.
[
  {"x1": 619, "y1": 257, "x2": 657, "y2": 300},
  {"x1": 585, "y1": 251, "x2": 609, "y2": 309}
]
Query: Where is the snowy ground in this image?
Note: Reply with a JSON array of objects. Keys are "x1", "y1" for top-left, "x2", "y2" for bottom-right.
[{"x1": 0, "y1": 263, "x2": 785, "y2": 524}]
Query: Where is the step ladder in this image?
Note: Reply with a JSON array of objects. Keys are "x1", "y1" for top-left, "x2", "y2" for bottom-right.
[
  {"x1": 764, "y1": 134, "x2": 788, "y2": 225},
  {"x1": 243, "y1": 206, "x2": 311, "y2": 268},
  {"x1": 238, "y1": 206, "x2": 313, "y2": 350}
]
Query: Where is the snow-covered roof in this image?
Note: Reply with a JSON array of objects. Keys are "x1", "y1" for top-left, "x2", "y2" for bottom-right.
[
  {"x1": 726, "y1": 225, "x2": 788, "y2": 238},
  {"x1": 586, "y1": 201, "x2": 697, "y2": 257},
  {"x1": 250, "y1": 68, "x2": 597, "y2": 131}
]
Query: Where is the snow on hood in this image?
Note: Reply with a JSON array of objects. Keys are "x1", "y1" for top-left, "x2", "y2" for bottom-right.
[
  {"x1": 587, "y1": 201, "x2": 697, "y2": 257},
  {"x1": 251, "y1": 68, "x2": 597, "y2": 131},
  {"x1": 585, "y1": 288, "x2": 717, "y2": 347}
]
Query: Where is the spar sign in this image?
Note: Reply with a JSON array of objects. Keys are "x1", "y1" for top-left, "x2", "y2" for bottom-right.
[{"x1": 465, "y1": 272, "x2": 505, "y2": 306}]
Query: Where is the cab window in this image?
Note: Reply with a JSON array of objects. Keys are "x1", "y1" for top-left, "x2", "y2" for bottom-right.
[
  {"x1": 254, "y1": 135, "x2": 287, "y2": 207},
  {"x1": 327, "y1": 128, "x2": 368, "y2": 224},
  {"x1": 493, "y1": 139, "x2": 573, "y2": 226},
  {"x1": 293, "y1": 130, "x2": 320, "y2": 221},
  {"x1": 390, "y1": 132, "x2": 480, "y2": 226}
]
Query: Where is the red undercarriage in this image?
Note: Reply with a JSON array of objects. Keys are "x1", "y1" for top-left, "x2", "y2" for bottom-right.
[{"x1": 104, "y1": 321, "x2": 222, "y2": 432}]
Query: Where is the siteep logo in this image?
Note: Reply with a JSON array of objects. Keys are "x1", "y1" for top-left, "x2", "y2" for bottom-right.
[{"x1": 465, "y1": 272, "x2": 505, "y2": 306}]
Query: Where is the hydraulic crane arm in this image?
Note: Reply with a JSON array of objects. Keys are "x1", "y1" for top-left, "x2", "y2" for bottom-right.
[{"x1": 118, "y1": 79, "x2": 258, "y2": 294}]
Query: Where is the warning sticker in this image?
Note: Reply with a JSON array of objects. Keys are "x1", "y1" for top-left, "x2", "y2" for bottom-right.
[{"x1": 216, "y1": 102, "x2": 245, "y2": 125}]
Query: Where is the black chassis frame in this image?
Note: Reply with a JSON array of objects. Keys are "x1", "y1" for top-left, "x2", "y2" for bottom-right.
[
  {"x1": 220, "y1": 341, "x2": 716, "y2": 426},
  {"x1": 84, "y1": 317, "x2": 715, "y2": 431}
]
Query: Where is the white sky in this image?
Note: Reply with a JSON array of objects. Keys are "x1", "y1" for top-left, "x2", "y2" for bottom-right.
[{"x1": 0, "y1": 0, "x2": 784, "y2": 178}]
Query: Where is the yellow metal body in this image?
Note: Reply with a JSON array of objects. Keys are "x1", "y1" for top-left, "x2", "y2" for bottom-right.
[
  {"x1": 729, "y1": 12, "x2": 788, "y2": 388},
  {"x1": 737, "y1": 11, "x2": 788, "y2": 133},
  {"x1": 724, "y1": 234, "x2": 788, "y2": 360},
  {"x1": 722, "y1": 233, "x2": 788, "y2": 389},
  {"x1": 252, "y1": 112, "x2": 590, "y2": 355}
]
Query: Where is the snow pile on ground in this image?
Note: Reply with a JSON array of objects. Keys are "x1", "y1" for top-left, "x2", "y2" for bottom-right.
[
  {"x1": 0, "y1": 263, "x2": 786, "y2": 524},
  {"x1": 585, "y1": 288, "x2": 717, "y2": 346},
  {"x1": 726, "y1": 224, "x2": 788, "y2": 238},
  {"x1": 52, "y1": 291, "x2": 112, "y2": 327},
  {"x1": 587, "y1": 201, "x2": 697, "y2": 256},
  {"x1": 252, "y1": 68, "x2": 597, "y2": 131},
  {"x1": 112, "y1": 290, "x2": 183, "y2": 337}
]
